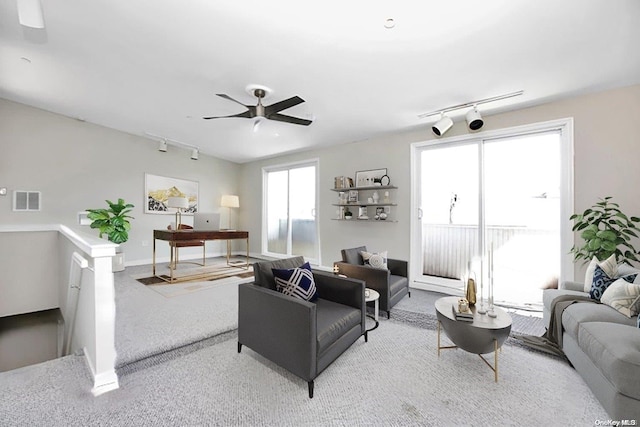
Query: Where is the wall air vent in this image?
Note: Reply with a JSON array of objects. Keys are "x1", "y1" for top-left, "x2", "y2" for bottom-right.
[{"x1": 13, "y1": 190, "x2": 41, "y2": 211}]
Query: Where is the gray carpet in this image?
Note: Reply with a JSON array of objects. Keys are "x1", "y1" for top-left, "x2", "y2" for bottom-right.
[
  {"x1": 0, "y1": 263, "x2": 608, "y2": 425},
  {"x1": 0, "y1": 317, "x2": 606, "y2": 426}
]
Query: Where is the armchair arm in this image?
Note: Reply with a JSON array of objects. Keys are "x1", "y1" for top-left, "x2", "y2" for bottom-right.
[
  {"x1": 333, "y1": 262, "x2": 390, "y2": 297},
  {"x1": 387, "y1": 259, "x2": 408, "y2": 277},
  {"x1": 312, "y1": 270, "x2": 365, "y2": 310},
  {"x1": 238, "y1": 283, "x2": 316, "y2": 381}
]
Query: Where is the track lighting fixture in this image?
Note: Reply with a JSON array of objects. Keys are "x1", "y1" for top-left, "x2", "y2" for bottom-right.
[
  {"x1": 158, "y1": 139, "x2": 168, "y2": 152},
  {"x1": 419, "y1": 90, "x2": 523, "y2": 137},
  {"x1": 432, "y1": 113, "x2": 453, "y2": 137},
  {"x1": 145, "y1": 132, "x2": 200, "y2": 160},
  {"x1": 190, "y1": 148, "x2": 199, "y2": 160},
  {"x1": 466, "y1": 105, "x2": 484, "y2": 131}
]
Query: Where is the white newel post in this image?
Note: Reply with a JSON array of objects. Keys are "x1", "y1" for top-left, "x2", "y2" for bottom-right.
[{"x1": 89, "y1": 255, "x2": 119, "y2": 396}]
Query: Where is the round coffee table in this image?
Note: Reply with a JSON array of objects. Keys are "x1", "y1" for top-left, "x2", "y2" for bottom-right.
[{"x1": 435, "y1": 296, "x2": 512, "y2": 382}]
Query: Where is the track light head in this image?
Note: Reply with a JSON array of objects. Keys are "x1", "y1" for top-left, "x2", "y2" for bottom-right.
[
  {"x1": 190, "y1": 148, "x2": 199, "y2": 160},
  {"x1": 432, "y1": 114, "x2": 453, "y2": 137},
  {"x1": 466, "y1": 106, "x2": 484, "y2": 131},
  {"x1": 158, "y1": 139, "x2": 168, "y2": 152}
]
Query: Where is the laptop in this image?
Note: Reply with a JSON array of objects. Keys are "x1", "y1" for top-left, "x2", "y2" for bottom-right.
[{"x1": 193, "y1": 212, "x2": 221, "y2": 230}]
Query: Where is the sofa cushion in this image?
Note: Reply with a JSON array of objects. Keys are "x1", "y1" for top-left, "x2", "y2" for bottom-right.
[
  {"x1": 316, "y1": 298, "x2": 361, "y2": 356},
  {"x1": 253, "y1": 256, "x2": 305, "y2": 290},
  {"x1": 562, "y1": 302, "x2": 637, "y2": 341},
  {"x1": 273, "y1": 262, "x2": 318, "y2": 302},
  {"x1": 578, "y1": 322, "x2": 640, "y2": 400},
  {"x1": 590, "y1": 265, "x2": 636, "y2": 301},
  {"x1": 361, "y1": 250, "x2": 388, "y2": 269},
  {"x1": 584, "y1": 255, "x2": 618, "y2": 293},
  {"x1": 601, "y1": 279, "x2": 640, "y2": 318}
]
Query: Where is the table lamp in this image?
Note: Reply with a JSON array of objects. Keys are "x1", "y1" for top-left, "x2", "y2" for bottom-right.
[
  {"x1": 167, "y1": 196, "x2": 189, "y2": 229},
  {"x1": 220, "y1": 195, "x2": 239, "y2": 230}
]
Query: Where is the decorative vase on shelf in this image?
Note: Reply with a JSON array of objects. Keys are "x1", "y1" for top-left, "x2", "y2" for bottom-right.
[{"x1": 372, "y1": 191, "x2": 380, "y2": 204}]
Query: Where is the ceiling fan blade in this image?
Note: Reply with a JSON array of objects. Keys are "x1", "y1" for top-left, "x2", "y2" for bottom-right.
[
  {"x1": 267, "y1": 113, "x2": 312, "y2": 126},
  {"x1": 203, "y1": 110, "x2": 252, "y2": 120},
  {"x1": 264, "y1": 96, "x2": 305, "y2": 115},
  {"x1": 216, "y1": 94, "x2": 249, "y2": 107}
]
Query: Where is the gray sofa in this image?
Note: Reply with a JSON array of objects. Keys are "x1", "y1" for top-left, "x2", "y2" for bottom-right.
[
  {"x1": 238, "y1": 256, "x2": 366, "y2": 398},
  {"x1": 543, "y1": 279, "x2": 640, "y2": 420}
]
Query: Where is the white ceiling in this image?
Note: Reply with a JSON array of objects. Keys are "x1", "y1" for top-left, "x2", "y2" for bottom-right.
[{"x1": 1, "y1": 1, "x2": 639, "y2": 163}]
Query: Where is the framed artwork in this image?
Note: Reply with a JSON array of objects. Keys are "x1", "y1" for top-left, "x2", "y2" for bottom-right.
[
  {"x1": 144, "y1": 173, "x2": 199, "y2": 214},
  {"x1": 355, "y1": 168, "x2": 387, "y2": 188}
]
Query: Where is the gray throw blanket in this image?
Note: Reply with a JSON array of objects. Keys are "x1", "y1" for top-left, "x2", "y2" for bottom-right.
[{"x1": 515, "y1": 294, "x2": 597, "y2": 358}]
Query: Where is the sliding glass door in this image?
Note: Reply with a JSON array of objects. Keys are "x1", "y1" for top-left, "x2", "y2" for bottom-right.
[
  {"x1": 412, "y1": 120, "x2": 573, "y2": 310},
  {"x1": 263, "y1": 161, "x2": 319, "y2": 264}
]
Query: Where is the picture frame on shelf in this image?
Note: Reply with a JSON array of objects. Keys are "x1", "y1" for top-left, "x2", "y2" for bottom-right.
[
  {"x1": 348, "y1": 190, "x2": 359, "y2": 203},
  {"x1": 355, "y1": 168, "x2": 387, "y2": 188}
]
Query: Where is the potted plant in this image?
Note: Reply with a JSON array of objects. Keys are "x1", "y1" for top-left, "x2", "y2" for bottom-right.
[
  {"x1": 87, "y1": 198, "x2": 134, "y2": 271},
  {"x1": 570, "y1": 196, "x2": 640, "y2": 265}
]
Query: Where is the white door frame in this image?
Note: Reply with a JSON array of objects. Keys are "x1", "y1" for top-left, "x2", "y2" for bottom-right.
[{"x1": 409, "y1": 118, "x2": 574, "y2": 294}]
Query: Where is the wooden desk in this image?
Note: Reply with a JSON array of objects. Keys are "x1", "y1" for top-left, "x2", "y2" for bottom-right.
[{"x1": 153, "y1": 229, "x2": 249, "y2": 283}]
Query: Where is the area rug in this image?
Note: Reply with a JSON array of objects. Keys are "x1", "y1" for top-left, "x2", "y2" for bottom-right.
[
  {"x1": 0, "y1": 318, "x2": 607, "y2": 426},
  {"x1": 132, "y1": 261, "x2": 253, "y2": 298}
]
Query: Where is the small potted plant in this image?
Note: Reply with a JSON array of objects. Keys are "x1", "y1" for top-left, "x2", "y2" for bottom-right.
[
  {"x1": 570, "y1": 196, "x2": 640, "y2": 265},
  {"x1": 344, "y1": 207, "x2": 353, "y2": 220},
  {"x1": 87, "y1": 198, "x2": 134, "y2": 271}
]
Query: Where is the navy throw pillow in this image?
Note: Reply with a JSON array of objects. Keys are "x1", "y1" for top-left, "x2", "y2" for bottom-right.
[
  {"x1": 590, "y1": 264, "x2": 637, "y2": 301},
  {"x1": 272, "y1": 262, "x2": 318, "y2": 302}
]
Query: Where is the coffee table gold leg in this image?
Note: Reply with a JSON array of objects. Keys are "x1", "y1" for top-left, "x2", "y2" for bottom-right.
[
  {"x1": 437, "y1": 321, "x2": 441, "y2": 357},
  {"x1": 494, "y1": 339, "x2": 498, "y2": 382}
]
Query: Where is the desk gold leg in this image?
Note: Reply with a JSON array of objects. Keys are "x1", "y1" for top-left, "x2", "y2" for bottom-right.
[
  {"x1": 246, "y1": 237, "x2": 249, "y2": 268},
  {"x1": 153, "y1": 238, "x2": 156, "y2": 276},
  {"x1": 227, "y1": 240, "x2": 231, "y2": 265},
  {"x1": 169, "y1": 244, "x2": 175, "y2": 283}
]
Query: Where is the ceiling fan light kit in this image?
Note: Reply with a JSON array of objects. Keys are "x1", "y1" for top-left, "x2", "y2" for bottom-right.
[{"x1": 421, "y1": 90, "x2": 523, "y2": 137}]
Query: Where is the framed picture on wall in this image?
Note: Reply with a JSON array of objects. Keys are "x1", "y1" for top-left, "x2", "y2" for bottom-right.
[
  {"x1": 144, "y1": 173, "x2": 199, "y2": 214},
  {"x1": 355, "y1": 168, "x2": 387, "y2": 188}
]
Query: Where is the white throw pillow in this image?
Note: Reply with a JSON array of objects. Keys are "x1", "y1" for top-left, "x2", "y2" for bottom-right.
[
  {"x1": 600, "y1": 278, "x2": 640, "y2": 318},
  {"x1": 361, "y1": 250, "x2": 388, "y2": 269},
  {"x1": 584, "y1": 254, "x2": 618, "y2": 293}
]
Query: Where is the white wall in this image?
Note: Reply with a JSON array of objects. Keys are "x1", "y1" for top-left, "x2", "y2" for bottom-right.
[
  {"x1": 0, "y1": 99, "x2": 241, "y2": 264},
  {"x1": 239, "y1": 84, "x2": 640, "y2": 278}
]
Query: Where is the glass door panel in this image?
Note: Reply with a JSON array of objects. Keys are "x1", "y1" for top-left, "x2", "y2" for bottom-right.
[
  {"x1": 290, "y1": 166, "x2": 318, "y2": 260},
  {"x1": 264, "y1": 163, "x2": 319, "y2": 263},
  {"x1": 419, "y1": 143, "x2": 479, "y2": 289},
  {"x1": 483, "y1": 133, "x2": 561, "y2": 309}
]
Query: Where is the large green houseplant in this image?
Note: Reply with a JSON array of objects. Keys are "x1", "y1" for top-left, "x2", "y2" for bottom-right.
[
  {"x1": 570, "y1": 196, "x2": 640, "y2": 265},
  {"x1": 87, "y1": 198, "x2": 134, "y2": 244}
]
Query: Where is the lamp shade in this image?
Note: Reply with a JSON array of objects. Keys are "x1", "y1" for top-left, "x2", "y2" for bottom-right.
[
  {"x1": 167, "y1": 196, "x2": 189, "y2": 209},
  {"x1": 18, "y1": 0, "x2": 45, "y2": 29},
  {"x1": 220, "y1": 195, "x2": 239, "y2": 208}
]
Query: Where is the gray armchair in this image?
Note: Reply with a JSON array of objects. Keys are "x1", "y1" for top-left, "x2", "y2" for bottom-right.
[
  {"x1": 334, "y1": 246, "x2": 410, "y2": 319},
  {"x1": 238, "y1": 256, "x2": 366, "y2": 398}
]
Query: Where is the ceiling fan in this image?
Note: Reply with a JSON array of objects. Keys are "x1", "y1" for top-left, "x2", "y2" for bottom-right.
[{"x1": 203, "y1": 87, "x2": 313, "y2": 127}]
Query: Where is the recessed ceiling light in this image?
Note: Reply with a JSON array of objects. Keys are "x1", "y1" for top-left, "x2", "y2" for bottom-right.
[{"x1": 384, "y1": 18, "x2": 395, "y2": 29}]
